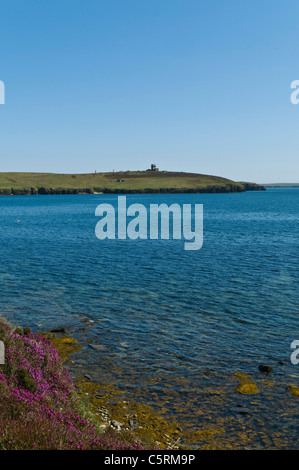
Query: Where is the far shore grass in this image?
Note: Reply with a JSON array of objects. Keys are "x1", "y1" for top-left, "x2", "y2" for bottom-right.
[{"x1": 0, "y1": 171, "x2": 265, "y2": 195}]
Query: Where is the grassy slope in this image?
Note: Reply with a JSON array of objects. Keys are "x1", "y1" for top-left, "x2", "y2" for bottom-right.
[{"x1": 0, "y1": 171, "x2": 264, "y2": 193}]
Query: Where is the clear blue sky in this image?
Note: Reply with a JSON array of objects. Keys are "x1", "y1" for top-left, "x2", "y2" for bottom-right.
[{"x1": 0, "y1": 0, "x2": 298, "y2": 183}]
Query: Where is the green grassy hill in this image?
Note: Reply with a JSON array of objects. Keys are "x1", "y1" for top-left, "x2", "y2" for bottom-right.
[{"x1": 0, "y1": 171, "x2": 265, "y2": 195}]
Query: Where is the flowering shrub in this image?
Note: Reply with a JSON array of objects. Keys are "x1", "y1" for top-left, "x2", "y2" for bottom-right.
[{"x1": 0, "y1": 318, "x2": 143, "y2": 450}]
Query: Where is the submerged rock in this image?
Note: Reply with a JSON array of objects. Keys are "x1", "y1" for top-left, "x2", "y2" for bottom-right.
[
  {"x1": 286, "y1": 385, "x2": 299, "y2": 397},
  {"x1": 233, "y1": 372, "x2": 258, "y2": 395},
  {"x1": 50, "y1": 327, "x2": 66, "y2": 334},
  {"x1": 230, "y1": 406, "x2": 251, "y2": 415},
  {"x1": 258, "y1": 365, "x2": 273, "y2": 374},
  {"x1": 234, "y1": 382, "x2": 258, "y2": 395},
  {"x1": 88, "y1": 343, "x2": 105, "y2": 351}
]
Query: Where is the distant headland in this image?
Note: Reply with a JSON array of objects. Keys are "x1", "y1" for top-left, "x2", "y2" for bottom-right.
[
  {"x1": 0, "y1": 167, "x2": 265, "y2": 195},
  {"x1": 263, "y1": 183, "x2": 299, "y2": 188}
]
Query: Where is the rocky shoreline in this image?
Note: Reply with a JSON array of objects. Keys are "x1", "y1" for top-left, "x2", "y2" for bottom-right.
[
  {"x1": 1, "y1": 314, "x2": 298, "y2": 450},
  {"x1": 46, "y1": 318, "x2": 299, "y2": 450},
  {"x1": 0, "y1": 183, "x2": 265, "y2": 196}
]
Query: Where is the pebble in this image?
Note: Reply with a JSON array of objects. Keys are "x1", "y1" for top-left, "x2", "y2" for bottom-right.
[
  {"x1": 129, "y1": 418, "x2": 138, "y2": 429},
  {"x1": 111, "y1": 420, "x2": 124, "y2": 430}
]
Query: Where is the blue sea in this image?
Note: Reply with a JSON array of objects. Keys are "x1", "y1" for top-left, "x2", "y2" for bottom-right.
[{"x1": 0, "y1": 188, "x2": 298, "y2": 448}]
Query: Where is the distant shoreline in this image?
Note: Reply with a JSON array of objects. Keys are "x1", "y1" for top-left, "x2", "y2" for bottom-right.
[
  {"x1": 263, "y1": 184, "x2": 299, "y2": 188},
  {"x1": 0, "y1": 187, "x2": 266, "y2": 196},
  {"x1": 0, "y1": 170, "x2": 265, "y2": 195}
]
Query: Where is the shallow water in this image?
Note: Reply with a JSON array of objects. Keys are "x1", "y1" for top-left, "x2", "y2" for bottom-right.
[{"x1": 0, "y1": 188, "x2": 298, "y2": 448}]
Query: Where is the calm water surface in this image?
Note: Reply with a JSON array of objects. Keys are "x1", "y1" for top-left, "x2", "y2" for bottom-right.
[{"x1": 0, "y1": 189, "x2": 298, "y2": 448}]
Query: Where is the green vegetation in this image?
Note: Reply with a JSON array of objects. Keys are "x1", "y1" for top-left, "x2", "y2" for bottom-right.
[
  {"x1": 0, "y1": 171, "x2": 265, "y2": 195},
  {"x1": 0, "y1": 317, "x2": 143, "y2": 450}
]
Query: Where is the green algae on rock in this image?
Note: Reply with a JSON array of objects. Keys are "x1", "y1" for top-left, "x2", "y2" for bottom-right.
[
  {"x1": 233, "y1": 373, "x2": 259, "y2": 395},
  {"x1": 41, "y1": 332, "x2": 81, "y2": 362}
]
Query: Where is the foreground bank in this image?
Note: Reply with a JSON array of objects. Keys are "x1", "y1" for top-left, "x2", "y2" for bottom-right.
[
  {"x1": 0, "y1": 316, "x2": 144, "y2": 450},
  {"x1": 1, "y1": 315, "x2": 299, "y2": 450}
]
